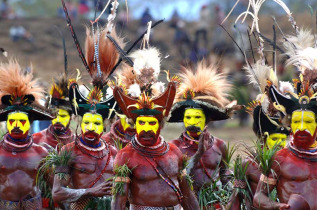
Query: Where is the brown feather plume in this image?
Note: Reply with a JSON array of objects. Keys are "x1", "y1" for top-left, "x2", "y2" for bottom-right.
[
  {"x1": 176, "y1": 61, "x2": 232, "y2": 107},
  {"x1": 0, "y1": 59, "x2": 44, "y2": 105},
  {"x1": 85, "y1": 27, "x2": 124, "y2": 86}
]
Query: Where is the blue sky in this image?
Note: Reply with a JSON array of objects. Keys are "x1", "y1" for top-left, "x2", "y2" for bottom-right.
[{"x1": 128, "y1": 0, "x2": 210, "y2": 21}]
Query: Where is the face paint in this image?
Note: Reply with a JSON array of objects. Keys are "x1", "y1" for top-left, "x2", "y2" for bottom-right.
[
  {"x1": 120, "y1": 115, "x2": 135, "y2": 132},
  {"x1": 183, "y1": 108, "x2": 206, "y2": 138},
  {"x1": 266, "y1": 133, "x2": 287, "y2": 149},
  {"x1": 81, "y1": 113, "x2": 104, "y2": 142},
  {"x1": 291, "y1": 110, "x2": 317, "y2": 150},
  {"x1": 52, "y1": 109, "x2": 71, "y2": 132},
  {"x1": 136, "y1": 116, "x2": 160, "y2": 146},
  {"x1": 7, "y1": 112, "x2": 30, "y2": 139}
]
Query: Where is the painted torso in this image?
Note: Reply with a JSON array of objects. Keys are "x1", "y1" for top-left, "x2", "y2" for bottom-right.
[
  {"x1": 273, "y1": 147, "x2": 317, "y2": 209},
  {"x1": 33, "y1": 125, "x2": 75, "y2": 151},
  {"x1": 62, "y1": 138, "x2": 116, "y2": 189},
  {"x1": 0, "y1": 135, "x2": 48, "y2": 201},
  {"x1": 171, "y1": 132, "x2": 225, "y2": 193},
  {"x1": 117, "y1": 141, "x2": 183, "y2": 207}
]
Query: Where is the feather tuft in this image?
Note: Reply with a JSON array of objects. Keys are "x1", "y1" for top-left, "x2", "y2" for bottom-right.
[
  {"x1": 244, "y1": 61, "x2": 276, "y2": 92},
  {"x1": 176, "y1": 61, "x2": 232, "y2": 107},
  {"x1": 85, "y1": 27, "x2": 124, "y2": 82},
  {"x1": 128, "y1": 83, "x2": 141, "y2": 98},
  {"x1": 130, "y1": 47, "x2": 161, "y2": 83},
  {"x1": 0, "y1": 59, "x2": 44, "y2": 105}
]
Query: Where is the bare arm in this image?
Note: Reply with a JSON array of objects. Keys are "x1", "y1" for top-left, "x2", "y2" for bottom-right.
[
  {"x1": 179, "y1": 174, "x2": 199, "y2": 210},
  {"x1": 253, "y1": 158, "x2": 289, "y2": 210},
  {"x1": 111, "y1": 183, "x2": 130, "y2": 210},
  {"x1": 111, "y1": 148, "x2": 132, "y2": 210},
  {"x1": 52, "y1": 172, "x2": 112, "y2": 203}
]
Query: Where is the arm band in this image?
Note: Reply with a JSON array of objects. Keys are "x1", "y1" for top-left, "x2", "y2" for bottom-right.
[
  {"x1": 114, "y1": 177, "x2": 131, "y2": 183},
  {"x1": 260, "y1": 174, "x2": 277, "y2": 185}
]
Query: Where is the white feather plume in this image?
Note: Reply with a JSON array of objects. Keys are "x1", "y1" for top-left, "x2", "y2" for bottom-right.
[
  {"x1": 279, "y1": 81, "x2": 294, "y2": 98},
  {"x1": 244, "y1": 61, "x2": 276, "y2": 93},
  {"x1": 152, "y1": 81, "x2": 165, "y2": 97},
  {"x1": 287, "y1": 47, "x2": 317, "y2": 72},
  {"x1": 130, "y1": 47, "x2": 161, "y2": 79},
  {"x1": 128, "y1": 83, "x2": 141, "y2": 98},
  {"x1": 283, "y1": 29, "x2": 315, "y2": 59}
]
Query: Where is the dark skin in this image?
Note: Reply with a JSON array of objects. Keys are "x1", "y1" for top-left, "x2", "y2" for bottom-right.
[
  {"x1": 111, "y1": 129, "x2": 199, "y2": 209},
  {"x1": 227, "y1": 157, "x2": 260, "y2": 209},
  {"x1": 171, "y1": 135, "x2": 229, "y2": 194},
  {"x1": 0, "y1": 140, "x2": 48, "y2": 201},
  {"x1": 253, "y1": 146, "x2": 317, "y2": 209},
  {"x1": 32, "y1": 125, "x2": 75, "y2": 151},
  {"x1": 52, "y1": 137, "x2": 117, "y2": 204}
]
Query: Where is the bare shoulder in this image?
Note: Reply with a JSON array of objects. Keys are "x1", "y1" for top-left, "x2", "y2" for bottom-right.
[
  {"x1": 109, "y1": 144, "x2": 118, "y2": 157},
  {"x1": 114, "y1": 144, "x2": 135, "y2": 167},
  {"x1": 32, "y1": 143, "x2": 49, "y2": 157},
  {"x1": 32, "y1": 129, "x2": 46, "y2": 144},
  {"x1": 213, "y1": 137, "x2": 227, "y2": 154},
  {"x1": 170, "y1": 138, "x2": 181, "y2": 147},
  {"x1": 168, "y1": 143, "x2": 183, "y2": 158}
]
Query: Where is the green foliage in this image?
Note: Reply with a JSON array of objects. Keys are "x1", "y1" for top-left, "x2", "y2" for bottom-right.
[
  {"x1": 199, "y1": 180, "x2": 232, "y2": 210},
  {"x1": 223, "y1": 142, "x2": 238, "y2": 168},
  {"x1": 113, "y1": 138, "x2": 123, "y2": 151},
  {"x1": 198, "y1": 161, "x2": 233, "y2": 209},
  {"x1": 231, "y1": 155, "x2": 252, "y2": 208},
  {"x1": 112, "y1": 164, "x2": 132, "y2": 195},
  {"x1": 85, "y1": 197, "x2": 111, "y2": 210},
  {"x1": 37, "y1": 148, "x2": 74, "y2": 181},
  {"x1": 182, "y1": 155, "x2": 194, "y2": 190},
  {"x1": 253, "y1": 140, "x2": 281, "y2": 176}
]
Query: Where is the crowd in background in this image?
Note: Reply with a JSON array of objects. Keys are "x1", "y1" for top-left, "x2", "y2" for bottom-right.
[{"x1": 0, "y1": 0, "x2": 297, "y2": 127}]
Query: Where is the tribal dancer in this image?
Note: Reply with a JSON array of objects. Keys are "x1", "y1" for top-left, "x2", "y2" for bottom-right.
[
  {"x1": 228, "y1": 68, "x2": 291, "y2": 209},
  {"x1": 33, "y1": 32, "x2": 75, "y2": 152},
  {"x1": 52, "y1": 3, "x2": 122, "y2": 208},
  {"x1": 103, "y1": 46, "x2": 167, "y2": 148},
  {"x1": 111, "y1": 46, "x2": 199, "y2": 210},
  {"x1": 33, "y1": 74, "x2": 75, "y2": 151},
  {"x1": 168, "y1": 61, "x2": 241, "y2": 208},
  {"x1": 0, "y1": 59, "x2": 54, "y2": 210}
]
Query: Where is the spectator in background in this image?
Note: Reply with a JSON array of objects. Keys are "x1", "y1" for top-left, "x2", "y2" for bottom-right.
[
  {"x1": 0, "y1": 0, "x2": 10, "y2": 19},
  {"x1": 78, "y1": 0, "x2": 89, "y2": 17},
  {"x1": 9, "y1": 24, "x2": 34, "y2": 43},
  {"x1": 173, "y1": 20, "x2": 191, "y2": 59},
  {"x1": 195, "y1": 5, "x2": 210, "y2": 48}
]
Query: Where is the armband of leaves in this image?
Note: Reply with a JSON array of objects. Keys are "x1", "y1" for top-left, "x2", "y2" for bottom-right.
[
  {"x1": 112, "y1": 164, "x2": 132, "y2": 195},
  {"x1": 181, "y1": 155, "x2": 194, "y2": 191}
]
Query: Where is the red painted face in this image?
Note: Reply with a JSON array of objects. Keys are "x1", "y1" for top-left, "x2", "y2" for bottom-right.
[{"x1": 292, "y1": 129, "x2": 317, "y2": 150}]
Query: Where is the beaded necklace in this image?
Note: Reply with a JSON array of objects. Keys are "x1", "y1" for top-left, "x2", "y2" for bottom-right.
[
  {"x1": 131, "y1": 136, "x2": 169, "y2": 157},
  {"x1": 75, "y1": 136, "x2": 108, "y2": 159},
  {"x1": 2, "y1": 134, "x2": 33, "y2": 153}
]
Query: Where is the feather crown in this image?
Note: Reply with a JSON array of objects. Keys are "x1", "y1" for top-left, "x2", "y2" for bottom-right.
[
  {"x1": 0, "y1": 59, "x2": 53, "y2": 121},
  {"x1": 169, "y1": 61, "x2": 241, "y2": 122}
]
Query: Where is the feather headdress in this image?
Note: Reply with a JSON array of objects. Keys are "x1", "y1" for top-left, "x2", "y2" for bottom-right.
[
  {"x1": 169, "y1": 61, "x2": 241, "y2": 122},
  {"x1": 0, "y1": 59, "x2": 53, "y2": 121},
  {"x1": 115, "y1": 22, "x2": 165, "y2": 98},
  {"x1": 67, "y1": 1, "x2": 122, "y2": 119}
]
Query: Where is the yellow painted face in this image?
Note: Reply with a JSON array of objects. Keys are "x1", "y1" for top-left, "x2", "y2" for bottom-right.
[
  {"x1": 120, "y1": 114, "x2": 135, "y2": 131},
  {"x1": 184, "y1": 108, "x2": 206, "y2": 135},
  {"x1": 291, "y1": 110, "x2": 317, "y2": 136},
  {"x1": 7, "y1": 112, "x2": 30, "y2": 137},
  {"x1": 136, "y1": 116, "x2": 159, "y2": 135},
  {"x1": 52, "y1": 109, "x2": 70, "y2": 128},
  {"x1": 266, "y1": 133, "x2": 287, "y2": 149},
  {"x1": 81, "y1": 113, "x2": 104, "y2": 135}
]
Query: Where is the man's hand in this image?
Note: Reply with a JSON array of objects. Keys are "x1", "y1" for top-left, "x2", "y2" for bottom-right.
[
  {"x1": 278, "y1": 203, "x2": 290, "y2": 210},
  {"x1": 87, "y1": 181, "x2": 113, "y2": 197}
]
